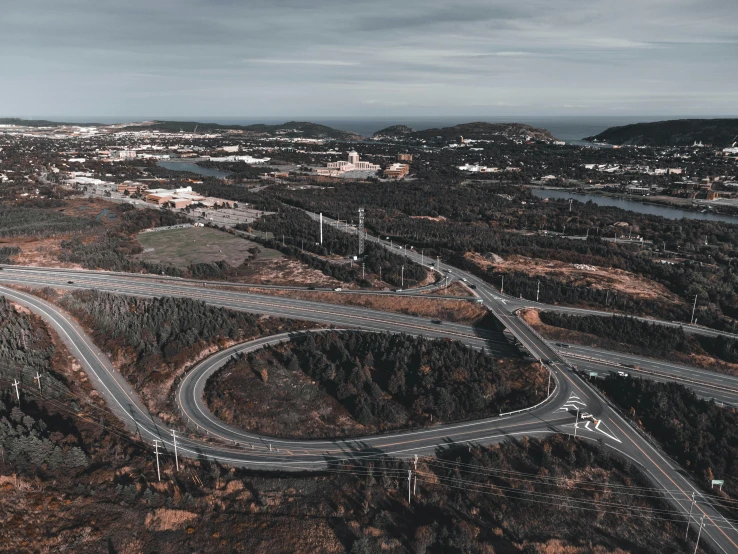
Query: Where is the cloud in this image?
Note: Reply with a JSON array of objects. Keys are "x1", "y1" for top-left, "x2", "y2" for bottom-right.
[
  {"x1": 244, "y1": 59, "x2": 360, "y2": 66},
  {"x1": 0, "y1": 0, "x2": 736, "y2": 117}
]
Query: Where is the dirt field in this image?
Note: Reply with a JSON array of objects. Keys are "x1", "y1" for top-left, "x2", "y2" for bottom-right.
[
  {"x1": 206, "y1": 346, "x2": 372, "y2": 439},
  {"x1": 466, "y1": 252, "x2": 684, "y2": 303},
  {"x1": 245, "y1": 288, "x2": 490, "y2": 325},
  {"x1": 2, "y1": 198, "x2": 123, "y2": 267},
  {"x1": 136, "y1": 226, "x2": 280, "y2": 268}
]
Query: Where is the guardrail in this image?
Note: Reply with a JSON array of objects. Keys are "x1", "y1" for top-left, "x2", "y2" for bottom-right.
[{"x1": 499, "y1": 367, "x2": 559, "y2": 417}]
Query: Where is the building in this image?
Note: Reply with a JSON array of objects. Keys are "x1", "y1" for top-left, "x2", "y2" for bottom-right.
[
  {"x1": 117, "y1": 181, "x2": 148, "y2": 194},
  {"x1": 384, "y1": 163, "x2": 410, "y2": 179},
  {"x1": 458, "y1": 164, "x2": 498, "y2": 173},
  {"x1": 397, "y1": 153, "x2": 413, "y2": 162},
  {"x1": 143, "y1": 186, "x2": 206, "y2": 208},
  {"x1": 316, "y1": 151, "x2": 381, "y2": 175}
]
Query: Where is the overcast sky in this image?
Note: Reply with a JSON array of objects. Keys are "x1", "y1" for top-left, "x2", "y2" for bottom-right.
[{"x1": 2, "y1": 0, "x2": 737, "y2": 119}]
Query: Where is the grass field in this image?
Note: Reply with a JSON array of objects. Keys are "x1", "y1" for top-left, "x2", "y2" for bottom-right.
[{"x1": 136, "y1": 226, "x2": 281, "y2": 268}]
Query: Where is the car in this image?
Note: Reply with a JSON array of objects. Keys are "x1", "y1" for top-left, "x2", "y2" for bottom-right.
[
  {"x1": 307, "y1": 286, "x2": 316, "y2": 290},
  {"x1": 395, "y1": 288, "x2": 403, "y2": 292},
  {"x1": 461, "y1": 277, "x2": 467, "y2": 282},
  {"x1": 617, "y1": 371, "x2": 630, "y2": 377},
  {"x1": 556, "y1": 343, "x2": 570, "y2": 349},
  {"x1": 333, "y1": 287, "x2": 342, "y2": 292},
  {"x1": 580, "y1": 412, "x2": 594, "y2": 420},
  {"x1": 67, "y1": 281, "x2": 74, "y2": 284},
  {"x1": 469, "y1": 284, "x2": 477, "y2": 289},
  {"x1": 431, "y1": 319, "x2": 443, "y2": 325}
]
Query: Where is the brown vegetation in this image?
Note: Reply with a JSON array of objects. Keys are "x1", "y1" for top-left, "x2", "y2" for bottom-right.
[
  {"x1": 466, "y1": 252, "x2": 684, "y2": 304},
  {"x1": 245, "y1": 288, "x2": 489, "y2": 325}
]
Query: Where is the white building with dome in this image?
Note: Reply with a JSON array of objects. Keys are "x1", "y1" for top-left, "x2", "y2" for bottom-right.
[{"x1": 317, "y1": 150, "x2": 380, "y2": 176}]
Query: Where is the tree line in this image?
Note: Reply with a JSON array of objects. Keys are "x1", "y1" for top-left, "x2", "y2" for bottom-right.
[{"x1": 541, "y1": 312, "x2": 738, "y2": 364}]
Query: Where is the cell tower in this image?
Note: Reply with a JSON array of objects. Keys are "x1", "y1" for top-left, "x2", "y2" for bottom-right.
[{"x1": 358, "y1": 208, "x2": 365, "y2": 256}]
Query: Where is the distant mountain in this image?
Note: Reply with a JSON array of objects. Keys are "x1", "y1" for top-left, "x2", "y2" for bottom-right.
[
  {"x1": 0, "y1": 118, "x2": 99, "y2": 127},
  {"x1": 119, "y1": 120, "x2": 363, "y2": 140},
  {"x1": 374, "y1": 121, "x2": 557, "y2": 142},
  {"x1": 372, "y1": 124, "x2": 415, "y2": 138},
  {"x1": 585, "y1": 118, "x2": 738, "y2": 147}
]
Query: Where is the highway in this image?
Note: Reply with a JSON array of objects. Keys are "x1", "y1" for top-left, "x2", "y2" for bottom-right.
[{"x1": 2, "y1": 221, "x2": 738, "y2": 549}]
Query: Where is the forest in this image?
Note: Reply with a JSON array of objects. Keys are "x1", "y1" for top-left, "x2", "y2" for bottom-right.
[
  {"x1": 0, "y1": 296, "x2": 90, "y2": 475},
  {"x1": 540, "y1": 312, "x2": 738, "y2": 364},
  {"x1": 597, "y1": 375, "x2": 738, "y2": 504},
  {"x1": 243, "y1": 181, "x2": 738, "y2": 332},
  {"x1": 59, "y1": 291, "x2": 258, "y2": 384},
  {"x1": 224, "y1": 331, "x2": 545, "y2": 429},
  {"x1": 243, "y1": 209, "x2": 427, "y2": 287},
  {"x1": 0, "y1": 204, "x2": 99, "y2": 237},
  {"x1": 54, "y1": 289, "x2": 314, "y2": 416}
]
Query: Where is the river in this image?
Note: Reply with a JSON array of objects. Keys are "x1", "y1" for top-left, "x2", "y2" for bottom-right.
[
  {"x1": 157, "y1": 160, "x2": 231, "y2": 179},
  {"x1": 530, "y1": 188, "x2": 738, "y2": 224}
]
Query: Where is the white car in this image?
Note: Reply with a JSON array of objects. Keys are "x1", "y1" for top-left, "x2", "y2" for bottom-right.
[
  {"x1": 333, "y1": 287, "x2": 342, "y2": 292},
  {"x1": 617, "y1": 371, "x2": 630, "y2": 378}
]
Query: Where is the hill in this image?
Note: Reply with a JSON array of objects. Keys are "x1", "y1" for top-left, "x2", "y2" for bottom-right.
[
  {"x1": 119, "y1": 120, "x2": 363, "y2": 140},
  {"x1": 0, "y1": 117, "x2": 99, "y2": 127},
  {"x1": 375, "y1": 121, "x2": 557, "y2": 142},
  {"x1": 372, "y1": 124, "x2": 415, "y2": 138},
  {"x1": 585, "y1": 118, "x2": 738, "y2": 146}
]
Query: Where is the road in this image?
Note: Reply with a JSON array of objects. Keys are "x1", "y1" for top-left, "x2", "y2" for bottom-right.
[{"x1": 2, "y1": 222, "x2": 738, "y2": 549}]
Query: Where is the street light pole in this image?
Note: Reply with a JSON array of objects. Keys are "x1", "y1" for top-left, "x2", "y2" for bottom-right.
[
  {"x1": 401, "y1": 265, "x2": 404, "y2": 288},
  {"x1": 690, "y1": 294, "x2": 698, "y2": 324},
  {"x1": 574, "y1": 407, "x2": 579, "y2": 437}
]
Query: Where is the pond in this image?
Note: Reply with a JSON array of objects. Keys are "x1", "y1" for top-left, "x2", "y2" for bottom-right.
[{"x1": 157, "y1": 161, "x2": 231, "y2": 179}]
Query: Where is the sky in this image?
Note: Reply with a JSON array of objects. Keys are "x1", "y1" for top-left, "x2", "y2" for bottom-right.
[{"x1": 1, "y1": 0, "x2": 737, "y2": 119}]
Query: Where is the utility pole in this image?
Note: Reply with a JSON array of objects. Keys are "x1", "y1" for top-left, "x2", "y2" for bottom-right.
[
  {"x1": 12, "y1": 379, "x2": 20, "y2": 402},
  {"x1": 569, "y1": 198, "x2": 573, "y2": 212},
  {"x1": 34, "y1": 372, "x2": 42, "y2": 393},
  {"x1": 693, "y1": 515, "x2": 704, "y2": 554},
  {"x1": 319, "y1": 213, "x2": 323, "y2": 245},
  {"x1": 547, "y1": 365, "x2": 551, "y2": 396},
  {"x1": 421, "y1": 249, "x2": 424, "y2": 266},
  {"x1": 408, "y1": 469, "x2": 412, "y2": 504},
  {"x1": 685, "y1": 492, "x2": 695, "y2": 539},
  {"x1": 536, "y1": 280, "x2": 540, "y2": 302},
  {"x1": 154, "y1": 440, "x2": 162, "y2": 482},
  {"x1": 413, "y1": 454, "x2": 418, "y2": 497},
  {"x1": 362, "y1": 263, "x2": 365, "y2": 280},
  {"x1": 501, "y1": 275, "x2": 504, "y2": 294},
  {"x1": 691, "y1": 295, "x2": 698, "y2": 324},
  {"x1": 574, "y1": 406, "x2": 579, "y2": 437},
  {"x1": 172, "y1": 430, "x2": 179, "y2": 472},
  {"x1": 401, "y1": 265, "x2": 404, "y2": 288},
  {"x1": 358, "y1": 208, "x2": 365, "y2": 256}
]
